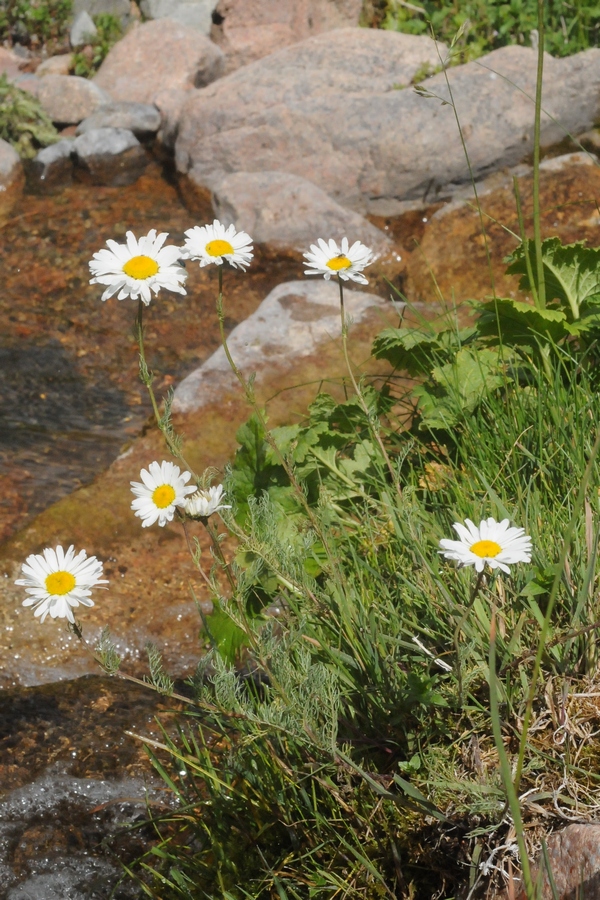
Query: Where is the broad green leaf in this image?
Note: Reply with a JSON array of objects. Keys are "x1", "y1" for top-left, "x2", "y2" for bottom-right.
[
  {"x1": 203, "y1": 602, "x2": 247, "y2": 665},
  {"x1": 372, "y1": 325, "x2": 478, "y2": 376},
  {"x1": 506, "y1": 238, "x2": 600, "y2": 321},
  {"x1": 476, "y1": 296, "x2": 568, "y2": 344}
]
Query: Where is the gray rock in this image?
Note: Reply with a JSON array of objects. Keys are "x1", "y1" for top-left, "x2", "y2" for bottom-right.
[
  {"x1": 173, "y1": 279, "x2": 387, "y2": 413},
  {"x1": 73, "y1": 127, "x2": 148, "y2": 185},
  {"x1": 140, "y1": 0, "x2": 218, "y2": 35},
  {"x1": 34, "y1": 74, "x2": 111, "y2": 124},
  {"x1": 93, "y1": 19, "x2": 225, "y2": 104},
  {"x1": 212, "y1": 0, "x2": 364, "y2": 72},
  {"x1": 76, "y1": 101, "x2": 161, "y2": 137},
  {"x1": 72, "y1": 0, "x2": 130, "y2": 22},
  {"x1": 35, "y1": 53, "x2": 73, "y2": 77},
  {"x1": 70, "y1": 10, "x2": 97, "y2": 47},
  {"x1": 212, "y1": 170, "x2": 393, "y2": 257},
  {"x1": 0, "y1": 138, "x2": 24, "y2": 227},
  {"x1": 175, "y1": 37, "x2": 600, "y2": 215},
  {"x1": 153, "y1": 87, "x2": 189, "y2": 148},
  {"x1": 30, "y1": 139, "x2": 75, "y2": 190}
]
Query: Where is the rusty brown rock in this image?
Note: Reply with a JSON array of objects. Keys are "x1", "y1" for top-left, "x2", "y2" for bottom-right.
[
  {"x1": 93, "y1": 19, "x2": 225, "y2": 105},
  {"x1": 211, "y1": 0, "x2": 364, "y2": 71}
]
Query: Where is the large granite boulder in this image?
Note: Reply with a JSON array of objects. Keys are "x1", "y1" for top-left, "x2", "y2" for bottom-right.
[
  {"x1": 93, "y1": 19, "x2": 225, "y2": 105},
  {"x1": 212, "y1": 170, "x2": 393, "y2": 257},
  {"x1": 176, "y1": 36, "x2": 600, "y2": 215},
  {"x1": 212, "y1": 0, "x2": 364, "y2": 71},
  {"x1": 76, "y1": 101, "x2": 161, "y2": 138},
  {"x1": 0, "y1": 139, "x2": 24, "y2": 228}
]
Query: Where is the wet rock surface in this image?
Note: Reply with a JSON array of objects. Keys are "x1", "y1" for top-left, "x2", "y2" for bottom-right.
[
  {"x1": 73, "y1": 127, "x2": 149, "y2": 186},
  {"x1": 93, "y1": 19, "x2": 225, "y2": 104},
  {"x1": 0, "y1": 675, "x2": 181, "y2": 899},
  {"x1": 30, "y1": 139, "x2": 75, "y2": 190},
  {"x1": 0, "y1": 139, "x2": 24, "y2": 227},
  {"x1": 213, "y1": 170, "x2": 393, "y2": 256}
]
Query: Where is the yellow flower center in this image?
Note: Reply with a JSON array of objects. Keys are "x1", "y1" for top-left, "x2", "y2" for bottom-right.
[
  {"x1": 206, "y1": 239, "x2": 234, "y2": 257},
  {"x1": 326, "y1": 255, "x2": 352, "y2": 271},
  {"x1": 45, "y1": 570, "x2": 76, "y2": 596},
  {"x1": 470, "y1": 540, "x2": 502, "y2": 558},
  {"x1": 152, "y1": 484, "x2": 176, "y2": 509},
  {"x1": 122, "y1": 255, "x2": 159, "y2": 280}
]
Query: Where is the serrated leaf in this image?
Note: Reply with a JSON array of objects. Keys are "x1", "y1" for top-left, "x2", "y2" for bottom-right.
[
  {"x1": 476, "y1": 296, "x2": 568, "y2": 345},
  {"x1": 372, "y1": 325, "x2": 477, "y2": 376},
  {"x1": 506, "y1": 238, "x2": 600, "y2": 321}
]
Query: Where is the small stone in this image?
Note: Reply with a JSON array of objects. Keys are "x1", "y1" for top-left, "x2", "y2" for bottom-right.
[
  {"x1": 0, "y1": 138, "x2": 25, "y2": 228},
  {"x1": 139, "y1": 0, "x2": 218, "y2": 35},
  {"x1": 35, "y1": 54, "x2": 74, "y2": 77},
  {"x1": 573, "y1": 129, "x2": 600, "y2": 154},
  {"x1": 29, "y1": 140, "x2": 75, "y2": 191},
  {"x1": 35, "y1": 75, "x2": 111, "y2": 125},
  {"x1": 76, "y1": 101, "x2": 161, "y2": 137},
  {"x1": 70, "y1": 11, "x2": 98, "y2": 48},
  {"x1": 93, "y1": 19, "x2": 225, "y2": 104},
  {"x1": 212, "y1": 170, "x2": 393, "y2": 257},
  {"x1": 0, "y1": 47, "x2": 24, "y2": 82},
  {"x1": 73, "y1": 126, "x2": 148, "y2": 185},
  {"x1": 73, "y1": 0, "x2": 130, "y2": 22}
]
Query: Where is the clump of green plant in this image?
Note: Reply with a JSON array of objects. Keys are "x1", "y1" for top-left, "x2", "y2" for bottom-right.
[
  {"x1": 0, "y1": 73, "x2": 59, "y2": 157},
  {"x1": 0, "y1": 0, "x2": 72, "y2": 50},
  {"x1": 71, "y1": 13, "x2": 122, "y2": 78},
  {"x1": 382, "y1": 0, "x2": 600, "y2": 61}
]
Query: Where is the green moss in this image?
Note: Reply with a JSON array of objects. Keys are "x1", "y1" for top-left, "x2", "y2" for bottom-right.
[
  {"x1": 0, "y1": 74, "x2": 59, "y2": 158},
  {"x1": 71, "y1": 13, "x2": 122, "y2": 78}
]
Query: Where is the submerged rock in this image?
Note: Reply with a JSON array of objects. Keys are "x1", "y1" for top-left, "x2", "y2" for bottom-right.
[
  {"x1": 73, "y1": 127, "x2": 148, "y2": 185},
  {"x1": 30, "y1": 139, "x2": 75, "y2": 191}
]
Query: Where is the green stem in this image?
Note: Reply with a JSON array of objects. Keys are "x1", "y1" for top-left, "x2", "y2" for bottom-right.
[
  {"x1": 338, "y1": 277, "x2": 401, "y2": 495},
  {"x1": 453, "y1": 569, "x2": 484, "y2": 707},
  {"x1": 513, "y1": 176, "x2": 539, "y2": 309},
  {"x1": 135, "y1": 299, "x2": 197, "y2": 475},
  {"x1": 532, "y1": 0, "x2": 546, "y2": 310},
  {"x1": 488, "y1": 611, "x2": 534, "y2": 897}
]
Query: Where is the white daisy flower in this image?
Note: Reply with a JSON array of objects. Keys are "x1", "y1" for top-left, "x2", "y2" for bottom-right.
[
  {"x1": 439, "y1": 517, "x2": 532, "y2": 574},
  {"x1": 15, "y1": 545, "x2": 107, "y2": 624},
  {"x1": 303, "y1": 237, "x2": 374, "y2": 284},
  {"x1": 185, "y1": 484, "x2": 231, "y2": 519},
  {"x1": 182, "y1": 219, "x2": 253, "y2": 270},
  {"x1": 130, "y1": 460, "x2": 196, "y2": 528},
  {"x1": 89, "y1": 229, "x2": 187, "y2": 305}
]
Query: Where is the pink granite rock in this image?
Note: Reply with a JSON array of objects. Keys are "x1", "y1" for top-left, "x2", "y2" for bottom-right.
[
  {"x1": 93, "y1": 19, "x2": 225, "y2": 105},
  {"x1": 30, "y1": 75, "x2": 111, "y2": 125},
  {"x1": 212, "y1": 170, "x2": 393, "y2": 257},
  {"x1": 212, "y1": 0, "x2": 364, "y2": 71},
  {"x1": 511, "y1": 825, "x2": 600, "y2": 900}
]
